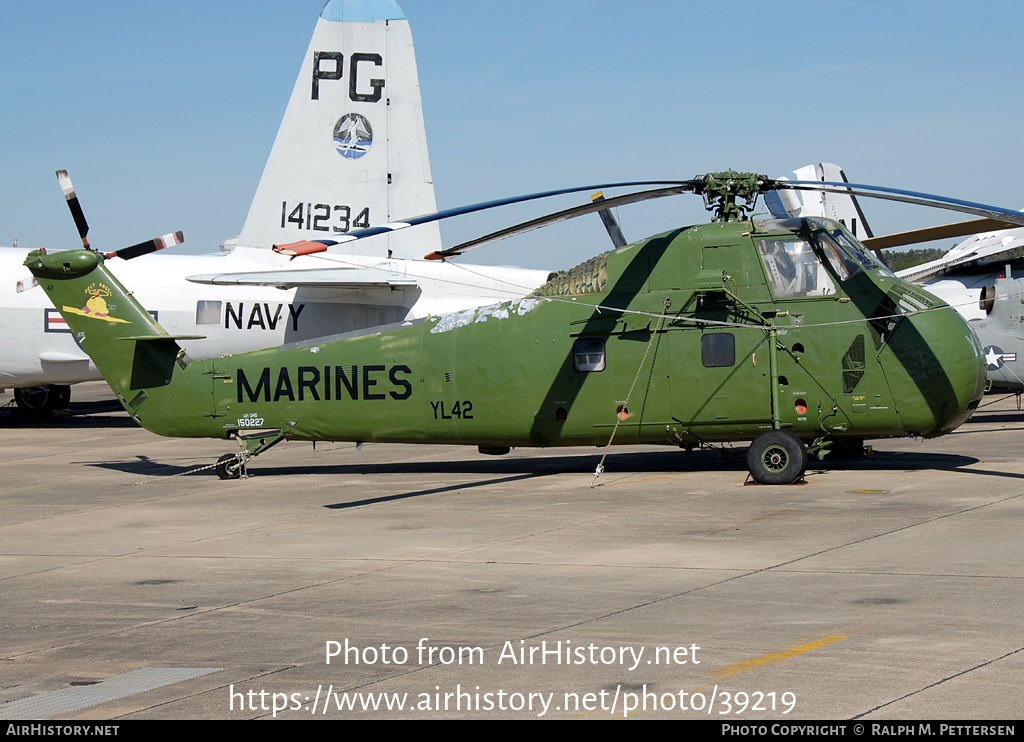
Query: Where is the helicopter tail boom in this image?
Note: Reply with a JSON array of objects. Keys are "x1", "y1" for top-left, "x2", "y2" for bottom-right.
[{"x1": 23, "y1": 249, "x2": 202, "y2": 430}]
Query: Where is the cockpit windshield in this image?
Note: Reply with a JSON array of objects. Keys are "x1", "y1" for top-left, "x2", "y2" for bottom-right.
[{"x1": 755, "y1": 218, "x2": 893, "y2": 298}]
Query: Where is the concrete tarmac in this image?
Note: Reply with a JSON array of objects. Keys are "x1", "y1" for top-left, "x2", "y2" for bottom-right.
[{"x1": 1, "y1": 382, "x2": 1022, "y2": 720}]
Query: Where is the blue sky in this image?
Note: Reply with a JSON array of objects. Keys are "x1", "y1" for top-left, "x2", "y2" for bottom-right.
[{"x1": 2, "y1": 1, "x2": 1023, "y2": 270}]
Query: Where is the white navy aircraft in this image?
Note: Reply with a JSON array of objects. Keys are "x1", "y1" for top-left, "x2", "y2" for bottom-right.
[
  {"x1": 2, "y1": 0, "x2": 552, "y2": 411},
  {"x1": 766, "y1": 162, "x2": 876, "y2": 243}
]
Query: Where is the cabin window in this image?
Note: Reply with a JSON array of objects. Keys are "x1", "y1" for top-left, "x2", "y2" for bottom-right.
[
  {"x1": 196, "y1": 300, "x2": 222, "y2": 325},
  {"x1": 573, "y1": 338, "x2": 606, "y2": 372},
  {"x1": 758, "y1": 239, "x2": 837, "y2": 298},
  {"x1": 702, "y1": 333, "x2": 735, "y2": 367}
]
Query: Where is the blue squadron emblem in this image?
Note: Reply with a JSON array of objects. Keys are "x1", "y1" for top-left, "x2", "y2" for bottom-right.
[{"x1": 333, "y1": 114, "x2": 373, "y2": 159}]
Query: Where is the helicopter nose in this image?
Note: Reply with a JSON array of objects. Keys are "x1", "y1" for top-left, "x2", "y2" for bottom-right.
[{"x1": 882, "y1": 305, "x2": 985, "y2": 437}]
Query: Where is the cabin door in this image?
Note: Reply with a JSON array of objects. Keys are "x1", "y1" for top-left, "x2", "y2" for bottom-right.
[{"x1": 667, "y1": 323, "x2": 774, "y2": 441}]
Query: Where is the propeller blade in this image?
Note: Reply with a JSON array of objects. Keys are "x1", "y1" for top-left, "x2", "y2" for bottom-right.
[
  {"x1": 428, "y1": 185, "x2": 693, "y2": 260},
  {"x1": 55, "y1": 169, "x2": 90, "y2": 248},
  {"x1": 109, "y1": 231, "x2": 184, "y2": 260}
]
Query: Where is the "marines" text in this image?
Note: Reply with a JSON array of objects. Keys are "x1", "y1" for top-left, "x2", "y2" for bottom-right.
[{"x1": 237, "y1": 365, "x2": 412, "y2": 403}]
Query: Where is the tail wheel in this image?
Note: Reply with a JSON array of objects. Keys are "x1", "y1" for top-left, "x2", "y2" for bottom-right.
[
  {"x1": 747, "y1": 430, "x2": 807, "y2": 484},
  {"x1": 215, "y1": 453, "x2": 243, "y2": 480}
]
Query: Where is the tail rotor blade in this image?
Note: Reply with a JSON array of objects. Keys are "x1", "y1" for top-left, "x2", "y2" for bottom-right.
[
  {"x1": 110, "y1": 231, "x2": 184, "y2": 260},
  {"x1": 55, "y1": 169, "x2": 90, "y2": 249}
]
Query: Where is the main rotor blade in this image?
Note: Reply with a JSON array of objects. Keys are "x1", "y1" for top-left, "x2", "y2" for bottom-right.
[
  {"x1": 862, "y1": 217, "x2": 1021, "y2": 250},
  {"x1": 776, "y1": 180, "x2": 1024, "y2": 228},
  {"x1": 428, "y1": 186, "x2": 693, "y2": 260},
  {"x1": 329, "y1": 181, "x2": 697, "y2": 247},
  {"x1": 592, "y1": 191, "x2": 628, "y2": 249},
  {"x1": 109, "y1": 231, "x2": 184, "y2": 260},
  {"x1": 308, "y1": 173, "x2": 1024, "y2": 262},
  {"x1": 55, "y1": 169, "x2": 90, "y2": 248}
]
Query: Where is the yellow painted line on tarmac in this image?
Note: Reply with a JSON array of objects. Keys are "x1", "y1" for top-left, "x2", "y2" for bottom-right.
[
  {"x1": 578, "y1": 634, "x2": 847, "y2": 719},
  {"x1": 705, "y1": 635, "x2": 847, "y2": 682}
]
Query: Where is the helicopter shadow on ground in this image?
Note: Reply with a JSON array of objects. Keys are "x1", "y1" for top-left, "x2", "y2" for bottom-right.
[
  {"x1": 955, "y1": 408, "x2": 1024, "y2": 429},
  {"x1": 83, "y1": 455, "x2": 216, "y2": 477},
  {"x1": 82, "y1": 446, "x2": 1005, "y2": 507},
  {"x1": 0, "y1": 399, "x2": 134, "y2": 429},
  {"x1": 88, "y1": 448, "x2": 731, "y2": 480},
  {"x1": 804, "y1": 449, "x2": 1024, "y2": 484},
  {"x1": 278, "y1": 449, "x2": 752, "y2": 509},
  {"x1": 86, "y1": 448, "x2": 753, "y2": 496}
]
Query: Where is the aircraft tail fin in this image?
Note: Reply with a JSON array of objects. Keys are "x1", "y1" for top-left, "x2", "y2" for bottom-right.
[
  {"x1": 781, "y1": 163, "x2": 875, "y2": 241},
  {"x1": 238, "y1": 0, "x2": 441, "y2": 258},
  {"x1": 23, "y1": 250, "x2": 188, "y2": 406}
]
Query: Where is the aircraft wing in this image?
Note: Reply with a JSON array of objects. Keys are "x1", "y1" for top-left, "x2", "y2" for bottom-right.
[
  {"x1": 895, "y1": 227, "x2": 1024, "y2": 283},
  {"x1": 186, "y1": 268, "x2": 418, "y2": 290}
]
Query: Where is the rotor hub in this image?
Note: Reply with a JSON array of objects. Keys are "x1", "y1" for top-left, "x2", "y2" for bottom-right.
[{"x1": 695, "y1": 171, "x2": 772, "y2": 222}]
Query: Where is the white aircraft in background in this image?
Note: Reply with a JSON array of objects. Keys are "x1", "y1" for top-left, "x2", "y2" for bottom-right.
[
  {"x1": 765, "y1": 162, "x2": 875, "y2": 242},
  {"x1": 2, "y1": 0, "x2": 551, "y2": 412}
]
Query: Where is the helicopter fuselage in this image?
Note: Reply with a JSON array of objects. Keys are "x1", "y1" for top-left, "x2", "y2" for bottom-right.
[{"x1": 25, "y1": 216, "x2": 986, "y2": 480}]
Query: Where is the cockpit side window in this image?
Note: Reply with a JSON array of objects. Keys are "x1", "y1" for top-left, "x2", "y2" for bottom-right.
[
  {"x1": 757, "y1": 238, "x2": 837, "y2": 298},
  {"x1": 816, "y1": 234, "x2": 858, "y2": 281},
  {"x1": 813, "y1": 228, "x2": 894, "y2": 279}
]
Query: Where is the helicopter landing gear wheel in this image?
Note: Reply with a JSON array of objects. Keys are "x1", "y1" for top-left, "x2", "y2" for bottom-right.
[
  {"x1": 747, "y1": 430, "x2": 807, "y2": 485},
  {"x1": 215, "y1": 453, "x2": 243, "y2": 480}
]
